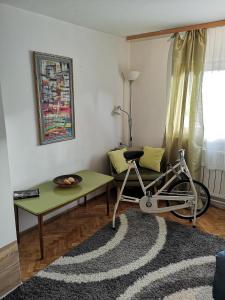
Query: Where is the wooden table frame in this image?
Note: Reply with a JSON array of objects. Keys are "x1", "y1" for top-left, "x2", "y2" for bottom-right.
[{"x1": 14, "y1": 183, "x2": 111, "y2": 259}]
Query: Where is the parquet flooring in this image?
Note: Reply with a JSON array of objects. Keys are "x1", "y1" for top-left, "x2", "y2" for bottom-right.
[{"x1": 18, "y1": 190, "x2": 225, "y2": 281}]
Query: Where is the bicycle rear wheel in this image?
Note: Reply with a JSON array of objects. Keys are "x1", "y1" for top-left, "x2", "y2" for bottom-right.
[{"x1": 167, "y1": 179, "x2": 210, "y2": 220}]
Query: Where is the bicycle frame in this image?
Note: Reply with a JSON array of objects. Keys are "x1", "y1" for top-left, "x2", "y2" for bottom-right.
[{"x1": 112, "y1": 150, "x2": 198, "y2": 228}]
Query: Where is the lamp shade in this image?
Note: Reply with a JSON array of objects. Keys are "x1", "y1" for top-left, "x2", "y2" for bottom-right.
[{"x1": 124, "y1": 70, "x2": 140, "y2": 81}]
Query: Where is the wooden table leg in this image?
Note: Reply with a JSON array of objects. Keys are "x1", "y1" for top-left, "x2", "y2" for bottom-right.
[
  {"x1": 14, "y1": 206, "x2": 20, "y2": 244},
  {"x1": 38, "y1": 215, "x2": 44, "y2": 259},
  {"x1": 84, "y1": 195, "x2": 87, "y2": 207},
  {"x1": 106, "y1": 183, "x2": 110, "y2": 216}
]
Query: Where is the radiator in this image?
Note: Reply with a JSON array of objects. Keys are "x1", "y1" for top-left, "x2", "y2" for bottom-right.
[{"x1": 201, "y1": 167, "x2": 225, "y2": 208}]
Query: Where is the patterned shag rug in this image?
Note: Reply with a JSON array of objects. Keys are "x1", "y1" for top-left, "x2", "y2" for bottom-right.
[{"x1": 5, "y1": 209, "x2": 225, "y2": 299}]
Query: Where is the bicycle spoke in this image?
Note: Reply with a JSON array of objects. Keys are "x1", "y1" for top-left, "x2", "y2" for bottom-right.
[{"x1": 167, "y1": 180, "x2": 210, "y2": 219}]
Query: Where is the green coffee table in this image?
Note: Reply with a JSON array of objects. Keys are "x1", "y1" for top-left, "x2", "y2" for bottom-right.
[{"x1": 14, "y1": 170, "x2": 114, "y2": 259}]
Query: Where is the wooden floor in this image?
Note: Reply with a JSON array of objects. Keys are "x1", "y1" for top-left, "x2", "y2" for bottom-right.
[{"x1": 18, "y1": 191, "x2": 225, "y2": 281}]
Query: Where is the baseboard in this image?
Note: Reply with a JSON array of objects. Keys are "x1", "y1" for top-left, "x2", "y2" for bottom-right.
[
  {"x1": 211, "y1": 198, "x2": 225, "y2": 209},
  {"x1": 0, "y1": 241, "x2": 21, "y2": 298}
]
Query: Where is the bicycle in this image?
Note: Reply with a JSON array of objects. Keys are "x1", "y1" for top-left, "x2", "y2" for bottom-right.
[{"x1": 112, "y1": 149, "x2": 210, "y2": 228}]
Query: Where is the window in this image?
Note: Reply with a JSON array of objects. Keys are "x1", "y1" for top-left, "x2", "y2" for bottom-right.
[
  {"x1": 202, "y1": 70, "x2": 225, "y2": 170},
  {"x1": 203, "y1": 70, "x2": 225, "y2": 142}
]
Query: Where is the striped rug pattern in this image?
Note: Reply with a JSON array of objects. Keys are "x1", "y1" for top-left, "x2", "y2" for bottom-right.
[{"x1": 5, "y1": 209, "x2": 225, "y2": 299}]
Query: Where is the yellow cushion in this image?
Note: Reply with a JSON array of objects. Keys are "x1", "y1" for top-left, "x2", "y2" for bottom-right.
[
  {"x1": 139, "y1": 146, "x2": 165, "y2": 172},
  {"x1": 108, "y1": 148, "x2": 128, "y2": 174}
]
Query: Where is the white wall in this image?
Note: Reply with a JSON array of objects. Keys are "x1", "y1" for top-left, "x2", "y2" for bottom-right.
[
  {"x1": 130, "y1": 36, "x2": 171, "y2": 147},
  {"x1": 0, "y1": 4, "x2": 129, "y2": 232},
  {"x1": 0, "y1": 84, "x2": 17, "y2": 248}
]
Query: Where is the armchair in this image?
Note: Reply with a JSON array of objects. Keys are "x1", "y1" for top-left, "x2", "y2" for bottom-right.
[{"x1": 109, "y1": 147, "x2": 166, "y2": 191}]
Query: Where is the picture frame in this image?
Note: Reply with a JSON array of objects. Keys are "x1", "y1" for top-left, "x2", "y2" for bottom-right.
[{"x1": 33, "y1": 52, "x2": 75, "y2": 145}]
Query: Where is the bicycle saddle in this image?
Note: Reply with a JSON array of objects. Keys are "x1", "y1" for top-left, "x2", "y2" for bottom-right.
[{"x1": 124, "y1": 151, "x2": 144, "y2": 160}]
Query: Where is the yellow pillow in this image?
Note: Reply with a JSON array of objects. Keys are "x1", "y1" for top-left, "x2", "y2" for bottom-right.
[
  {"x1": 108, "y1": 148, "x2": 128, "y2": 174},
  {"x1": 139, "y1": 146, "x2": 165, "y2": 172}
]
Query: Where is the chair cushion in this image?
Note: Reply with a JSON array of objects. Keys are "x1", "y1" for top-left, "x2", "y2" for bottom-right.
[
  {"x1": 139, "y1": 146, "x2": 165, "y2": 172},
  {"x1": 108, "y1": 148, "x2": 128, "y2": 174},
  {"x1": 113, "y1": 166, "x2": 163, "y2": 182}
]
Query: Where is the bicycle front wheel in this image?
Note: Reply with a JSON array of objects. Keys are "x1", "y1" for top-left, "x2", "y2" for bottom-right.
[{"x1": 167, "y1": 179, "x2": 210, "y2": 220}]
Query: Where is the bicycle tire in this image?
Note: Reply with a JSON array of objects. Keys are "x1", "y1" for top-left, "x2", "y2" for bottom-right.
[{"x1": 167, "y1": 179, "x2": 210, "y2": 220}]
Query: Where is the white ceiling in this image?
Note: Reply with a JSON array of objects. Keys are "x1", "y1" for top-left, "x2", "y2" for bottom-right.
[{"x1": 1, "y1": 0, "x2": 225, "y2": 37}]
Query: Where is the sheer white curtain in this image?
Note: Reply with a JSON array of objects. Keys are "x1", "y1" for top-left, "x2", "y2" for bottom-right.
[{"x1": 202, "y1": 26, "x2": 225, "y2": 171}]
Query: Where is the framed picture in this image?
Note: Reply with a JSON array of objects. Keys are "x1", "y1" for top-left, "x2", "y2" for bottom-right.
[{"x1": 33, "y1": 52, "x2": 75, "y2": 145}]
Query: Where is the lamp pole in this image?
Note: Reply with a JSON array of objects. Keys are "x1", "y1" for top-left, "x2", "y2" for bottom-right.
[
  {"x1": 112, "y1": 70, "x2": 140, "y2": 148},
  {"x1": 128, "y1": 80, "x2": 133, "y2": 147},
  {"x1": 126, "y1": 70, "x2": 140, "y2": 147},
  {"x1": 113, "y1": 106, "x2": 131, "y2": 147}
]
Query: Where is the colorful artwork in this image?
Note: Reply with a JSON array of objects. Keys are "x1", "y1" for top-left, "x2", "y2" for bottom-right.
[{"x1": 33, "y1": 52, "x2": 75, "y2": 144}]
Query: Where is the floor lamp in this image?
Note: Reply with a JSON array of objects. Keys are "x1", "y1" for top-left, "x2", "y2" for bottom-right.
[
  {"x1": 112, "y1": 70, "x2": 140, "y2": 147},
  {"x1": 112, "y1": 105, "x2": 131, "y2": 147}
]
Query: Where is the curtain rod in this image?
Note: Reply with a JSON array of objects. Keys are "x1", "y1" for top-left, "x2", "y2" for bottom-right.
[{"x1": 126, "y1": 19, "x2": 225, "y2": 40}]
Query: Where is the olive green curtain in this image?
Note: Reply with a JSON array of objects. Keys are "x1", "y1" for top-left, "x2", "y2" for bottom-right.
[{"x1": 165, "y1": 29, "x2": 207, "y2": 179}]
